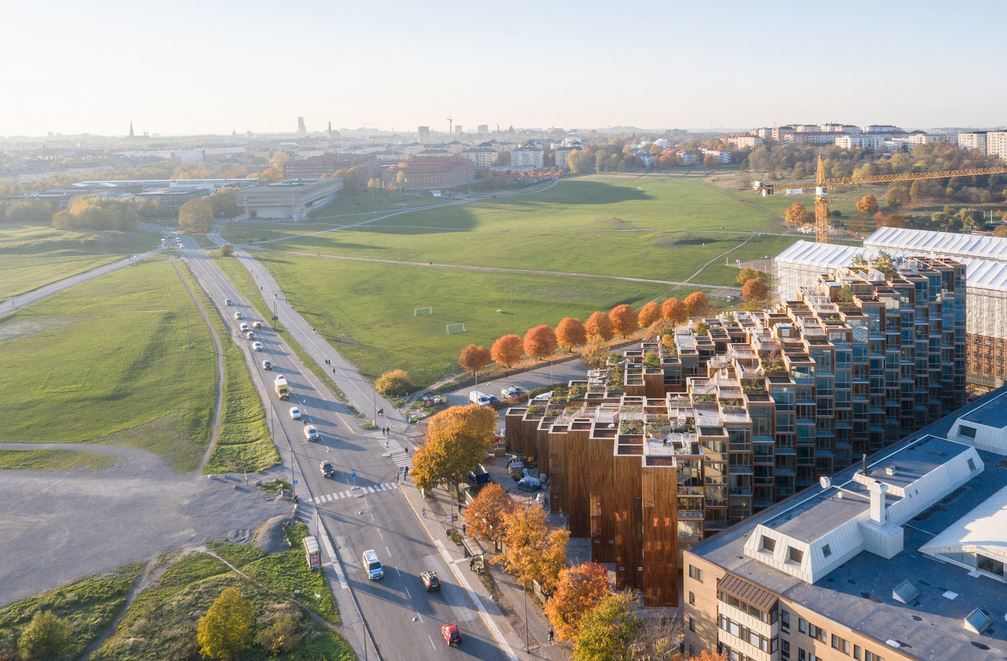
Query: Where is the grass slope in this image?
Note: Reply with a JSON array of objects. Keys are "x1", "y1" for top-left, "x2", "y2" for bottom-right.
[
  {"x1": 0, "y1": 448, "x2": 115, "y2": 471},
  {"x1": 0, "y1": 259, "x2": 216, "y2": 471},
  {"x1": 0, "y1": 223, "x2": 157, "y2": 300},
  {"x1": 0, "y1": 563, "x2": 142, "y2": 658}
]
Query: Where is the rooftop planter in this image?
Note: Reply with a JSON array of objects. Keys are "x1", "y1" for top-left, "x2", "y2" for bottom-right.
[{"x1": 618, "y1": 419, "x2": 644, "y2": 435}]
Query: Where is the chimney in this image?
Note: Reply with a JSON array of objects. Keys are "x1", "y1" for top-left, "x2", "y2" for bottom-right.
[
  {"x1": 869, "y1": 480, "x2": 888, "y2": 524},
  {"x1": 861, "y1": 453, "x2": 868, "y2": 475}
]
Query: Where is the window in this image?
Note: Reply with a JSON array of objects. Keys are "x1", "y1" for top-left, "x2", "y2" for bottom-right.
[
  {"x1": 689, "y1": 617, "x2": 695, "y2": 632},
  {"x1": 865, "y1": 652, "x2": 883, "y2": 661},
  {"x1": 781, "y1": 609, "x2": 791, "y2": 634},
  {"x1": 781, "y1": 640, "x2": 791, "y2": 661},
  {"x1": 853, "y1": 644, "x2": 862, "y2": 660},
  {"x1": 798, "y1": 617, "x2": 807, "y2": 634},
  {"x1": 968, "y1": 457, "x2": 977, "y2": 471},
  {"x1": 832, "y1": 634, "x2": 849, "y2": 654},
  {"x1": 822, "y1": 543, "x2": 832, "y2": 558},
  {"x1": 808, "y1": 623, "x2": 826, "y2": 642},
  {"x1": 977, "y1": 554, "x2": 1005, "y2": 577},
  {"x1": 689, "y1": 565, "x2": 704, "y2": 582},
  {"x1": 959, "y1": 425, "x2": 977, "y2": 439},
  {"x1": 789, "y1": 546, "x2": 804, "y2": 564},
  {"x1": 689, "y1": 591, "x2": 695, "y2": 605},
  {"x1": 762, "y1": 535, "x2": 776, "y2": 552}
]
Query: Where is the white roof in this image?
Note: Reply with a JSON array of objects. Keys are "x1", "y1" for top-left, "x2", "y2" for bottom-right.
[
  {"x1": 774, "y1": 240, "x2": 878, "y2": 268},
  {"x1": 920, "y1": 484, "x2": 1007, "y2": 565},
  {"x1": 957, "y1": 258, "x2": 1007, "y2": 292},
  {"x1": 866, "y1": 227, "x2": 1007, "y2": 262}
]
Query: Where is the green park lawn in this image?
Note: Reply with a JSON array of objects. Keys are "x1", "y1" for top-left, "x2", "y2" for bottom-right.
[
  {"x1": 0, "y1": 448, "x2": 116, "y2": 471},
  {"x1": 0, "y1": 223, "x2": 158, "y2": 300},
  {"x1": 0, "y1": 259, "x2": 217, "y2": 471}
]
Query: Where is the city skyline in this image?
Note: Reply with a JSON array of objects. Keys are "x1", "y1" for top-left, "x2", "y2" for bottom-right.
[{"x1": 2, "y1": 1, "x2": 1006, "y2": 137}]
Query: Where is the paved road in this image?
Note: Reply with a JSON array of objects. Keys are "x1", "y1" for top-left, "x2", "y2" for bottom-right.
[
  {"x1": 181, "y1": 239, "x2": 515, "y2": 660},
  {"x1": 0, "y1": 248, "x2": 160, "y2": 317}
]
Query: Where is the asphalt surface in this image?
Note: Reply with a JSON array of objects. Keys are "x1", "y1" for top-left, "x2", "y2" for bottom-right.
[{"x1": 181, "y1": 238, "x2": 514, "y2": 660}]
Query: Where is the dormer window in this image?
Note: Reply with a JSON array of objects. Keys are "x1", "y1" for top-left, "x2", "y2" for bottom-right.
[
  {"x1": 788, "y1": 547, "x2": 804, "y2": 564},
  {"x1": 821, "y1": 544, "x2": 832, "y2": 558},
  {"x1": 761, "y1": 536, "x2": 776, "y2": 553}
]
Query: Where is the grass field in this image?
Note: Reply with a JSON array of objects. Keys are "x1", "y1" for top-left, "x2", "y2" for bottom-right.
[
  {"x1": 0, "y1": 223, "x2": 158, "y2": 300},
  {"x1": 0, "y1": 448, "x2": 116, "y2": 471},
  {"x1": 0, "y1": 259, "x2": 217, "y2": 471}
]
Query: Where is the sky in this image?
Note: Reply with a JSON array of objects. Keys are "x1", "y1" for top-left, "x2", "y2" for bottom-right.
[{"x1": 2, "y1": 0, "x2": 1005, "y2": 137}]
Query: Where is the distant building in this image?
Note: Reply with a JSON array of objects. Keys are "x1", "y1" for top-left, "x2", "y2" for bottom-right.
[
  {"x1": 784, "y1": 131, "x2": 840, "y2": 145},
  {"x1": 236, "y1": 178, "x2": 342, "y2": 220},
  {"x1": 985, "y1": 131, "x2": 1007, "y2": 161},
  {"x1": 297, "y1": 116, "x2": 307, "y2": 135},
  {"x1": 417, "y1": 126, "x2": 431, "y2": 144},
  {"x1": 959, "y1": 131, "x2": 988, "y2": 154},
  {"x1": 477, "y1": 124, "x2": 489, "y2": 135},
  {"x1": 753, "y1": 127, "x2": 774, "y2": 141},
  {"x1": 835, "y1": 134, "x2": 887, "y2": 150},
  {"x1": 728, "y1": 135, "x2": 762, "y2": 149},
  {"x1": 463, "y1": 147, "x2": 496, "y2": 169},
  {"x1": 863, "y1": 124, "x2": 904, "y2": 134},
  {"x1": 283, "y1": 153, "x2": 378, "y2": 179},
  {"x1": 680, "y1": 152, "x2": 698, "y2": 166},
  {"x1": 702, "y1": 148, "x2": 733, "y2": 164},
  {"x1": 511, "y1": 143, "x2": 544, "y2": 169},
  {"x1": 892, "y1": 131, "x2": 955, "y2": 150},
  {"x1": 819, "y1": 122, "x2": 860, "y2": 134},
  {"x1": 400, "y1": 156, "x2": 475, "y2": 190},
  {"x1": 553, "y1": 146, "x2": 577, "y2": 170},
  {"x1": 454, "y1": 125, "x2": 464, "y2": 136}
]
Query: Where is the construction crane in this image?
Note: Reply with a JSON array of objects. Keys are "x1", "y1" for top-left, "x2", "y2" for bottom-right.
[{"x1": 756, "y1": 154, "x2": 1007, "y2": 243}]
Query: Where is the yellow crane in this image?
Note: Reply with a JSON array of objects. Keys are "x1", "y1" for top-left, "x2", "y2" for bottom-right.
[{"x1": 757, "y1": 154, "x2": 1007, "y2": 243}]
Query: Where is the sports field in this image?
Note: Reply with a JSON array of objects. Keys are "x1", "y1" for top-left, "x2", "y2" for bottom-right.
[
  {"x1": 224, "y1": 174, "x2": 804, "y2": 387},
  {"x1": 0, "y1": 259, "x2": 217, "y2": 471},
  {"x1": 0, "y1": 224, "x2": 158, "y2": 300}
]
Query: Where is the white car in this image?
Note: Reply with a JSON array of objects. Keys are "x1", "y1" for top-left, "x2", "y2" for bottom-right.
[
  {"x1": 252, "y1": 321, "x2": 263, "y2": 329},
  {"x1": 252, "y1": 341, "x2": 263, "y2": 351},
  {"x1": 239, "y1": 322, "x2": 251, "y2": 332},
  {"x1": 245, "y1": 331, "x2": 255, "y2": 340},
  {"x1": 289, "y1": 407, "x2": 302, "y2": 420},
  {"x1": 234, "y1": 311, "x2": 243, "y2": 320},
  {"x1": 303, "y1": 424, "x2": 320, "y2": 442}
]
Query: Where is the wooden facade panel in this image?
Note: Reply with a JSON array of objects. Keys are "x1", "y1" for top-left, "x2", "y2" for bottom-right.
[
  {"x1": 588, "y1": 434, "x2": 616, "y2": 563},
  {"x1": 642, "y1": 466, "x2": 679, "y2": 606},
  {"x1": 612, "y1": 454, "x2": 643, "y2": 591}
]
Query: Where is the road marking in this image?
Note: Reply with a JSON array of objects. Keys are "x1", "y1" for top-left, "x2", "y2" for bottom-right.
[
  {"x1": 319, "y1": 532, "x2": 349, "y2": 590},
  {"x1": 396, "y1": 567, "x2": 402, "y2": 578},
  {"x1": 404, "y1": 586, "x2": 412, "y2": 599},
  {"x1": 385, "y1": 545, "x2": 391, "y2": 557},
  {"x1": 308, "y1": 481, "x2": 400, "y2": 503},
  {"x1": 428, "y1": 635, "x2": 436, "y2": 650},
  {"x1": 377, "y1": 528, "x2": 384, "y2": 540}
]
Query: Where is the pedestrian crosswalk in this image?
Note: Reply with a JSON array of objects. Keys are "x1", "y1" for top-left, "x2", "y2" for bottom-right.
[
  {"x1": 385, "y1": 439, "x2": 412, "y2": 470},
  {"x1": 309, "y1": 481, "x2": 400, "y2": 504}
]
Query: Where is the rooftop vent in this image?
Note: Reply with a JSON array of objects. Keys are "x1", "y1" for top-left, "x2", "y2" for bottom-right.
[
  {"x1": 892, "y1": 580, "x2": 919, "y2": 604},
  {"x1": 964, "y1": 608, "x2": 992, "y2": 635},
  {"x1": 885, "y1": 465, "x2": 897, "y2": 476}
]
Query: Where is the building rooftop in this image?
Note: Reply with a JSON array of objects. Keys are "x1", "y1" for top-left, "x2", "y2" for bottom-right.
[
  {"x1": 961, "y1": 389, "x2": 1007, "y2": 428},
  {"x1": 866, "y1": 226, "x2": 1007, "y2": 263}
]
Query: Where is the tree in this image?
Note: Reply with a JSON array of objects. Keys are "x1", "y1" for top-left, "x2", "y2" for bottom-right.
[
  {"x1": 660, "y1": 297, "x2": 687, "y2": 325},
  {"x1": 636, "y1": 301, "x2": 661, "y2": 329},
  {"x1": 556, "y1": 317, "x2": 587, "y2": 352},
  {"x1": 3, "y1": 199, "x2": 52, "y2": 224},
  {"x1": 196, "y1": 587, "x2": 255, "y2": 661},
  {"x1": 523, "y1": 325, "x2": 558, "y2": 361},
  {"x1": 584, "y1": 311, "x2": 613, "y2": 341},
  {"x1": 463, "y1": 483, "x2": 514, "y2": 547},
  {"x1": 545, "y1": 563, "x2": 610, "y2": 642},
  {"x1": 395, "y1": 169, "x2": 408, "y2": 189},
  {"x1": 219, "y1": 243, "x2": 235, "y2": 257},
  {"x1": 52, "y1": 197, "x2": 138, "y2": 231},
  {"x1": 375, "y1": 369, "x2": 414, "y2": 396},
  {"x1": 883, "y1": 185, "x2": 909, "y2": 210},
  {"x1": 994, "y1": 225, "x2": 1007, "y2": 237},
  {"x1": 18, "y1": 611, "x2": 70, "y2": 661},
  {"x1": 209, "y1": 187, "x2": 239, "y2": 218},
  {"x1": 784, "y1": 202, "x2": 811, "y2": 226},
  {"x1": 491, "y1": 334, "x2": 523, "y2": 368},
  {"x1": 855, "y1": 194, "x2": 879, "y2": 215},
  {"x1": 499, "y1": 503, "x2": 569, "y2": 592},
  {"x1": 255, "y1": 605, "x2": 303, "y2": 655},
  {"x1": 741, "y1": 277, "x2": 768, "y2": 302},
  {"x1": 459, "y1": 344, "x2": 492, "y2": 385},
  {"x1": 683, "y1": 291, "x2": 709, "y2": 317},
  {"x1": 608, "y1": 304, "x2": 637, "y2": 338},
  {"x1": 580, "y1": 336, "x2": 610, "y2": 369},
  {"x1": 341, "y1": 166, "x2": 370, "y2": 194},
  {"x1": 572, "y1": 593, "x2": 643, "y2": 661},
  {"x1": 688, "y1": 651, "x2": 728, "y2": 661},
  {"x1": 412, "y1": 405, "x2": 497, "y2": 491},
  {"x1": 178, "y1": 196, "x2": 214, "y2": 234}
]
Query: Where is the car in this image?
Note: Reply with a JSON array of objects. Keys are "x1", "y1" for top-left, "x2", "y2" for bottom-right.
[
  {"x1": 441, "y1": 624, "x2": 462, "y2": 646},
  {"x1": 225, "y1": 299, "x2": 233, "y2": 306},
  {"x1": 239, "y1": 322, "x2": 251, "y2": 332},
  {"x1": 488, "y1": 395, "x2": 501, "y2": 406},
  {"x1": 289, "y1": 407, "x2": 302, "y2": 420},
  {"x1": 517, "y1": 476, "x2": 542, "y2": 492},
  {"x1": 252, "y1": 321, "x2": 263, "y2": 329},
  {"x1": 234, "y1": 311, "x2": 243, "y2": 320},
  {"x1": 252, "y1": 341, "x2": 263, "y2": 351},
  {"x1": 320, "y1": 461, "x2": 335, "y2": 479},
  {"x1": 303, "y1": 424, "x2": 319, "y2": 442},
  {"x1": 363, "y1": 549, "x2": 384, "y2": 580},
  {"x1": 501, "y1": 386, "x2": 524, "y2": 399},
  {"x1": 421, "y1": 571, "x2": 441, "y2": 592},
  {"x1": 262, "y1": 360, "x2": 273, "y2": 370},
  {"x1": 245, "y1": 331, "x2": 256, "y2": 340}
]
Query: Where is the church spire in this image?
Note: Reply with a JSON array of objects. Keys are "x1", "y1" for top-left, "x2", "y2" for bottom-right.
[{"x1": 129, "y1": 121, "x2": 134, "y2": 138}]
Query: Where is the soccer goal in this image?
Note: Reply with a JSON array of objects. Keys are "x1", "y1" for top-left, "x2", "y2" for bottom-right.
[
  {"x1": 413, "y1": 306, "x2": 433, "y2": 317},
  {"x1": 446, "y1": 322, "x2": 466, "y2": 335}
]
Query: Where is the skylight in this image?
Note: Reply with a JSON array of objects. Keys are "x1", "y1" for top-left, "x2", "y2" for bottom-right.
[
  {"x1": 964, "y1": 608, "x2": 992, "y2": 635},
  {"x1": 892, "y1": 580, "x2": 919, "y2": 604}
]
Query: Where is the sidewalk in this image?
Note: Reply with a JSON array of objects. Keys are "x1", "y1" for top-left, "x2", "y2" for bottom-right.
[{"x1": 397, "y1": 481, "x2": 570, "y2": 661}]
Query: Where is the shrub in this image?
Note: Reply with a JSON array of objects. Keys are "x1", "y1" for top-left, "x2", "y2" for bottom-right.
[{"x1": 375, "y1": 369, "x2": 414, "y2": 396}]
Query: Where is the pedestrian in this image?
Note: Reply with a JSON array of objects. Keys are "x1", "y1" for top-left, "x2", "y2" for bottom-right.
[
  {"x1": 548, "y1": 629, "x2": 555, "y2": 643},
  {"x1": 462, "y1": 523, "x2": 467, "y2": 536}
]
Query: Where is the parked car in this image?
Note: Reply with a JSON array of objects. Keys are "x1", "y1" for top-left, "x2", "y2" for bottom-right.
[
  {"x1": 469, "y1": 391, "x2": 492, "y2": 406},
  {"x1": 441, "y1": 624, "x2": 462, "y2": 646},
  {"x1": 289, "y1": 407, "x2": 302, "y2": 420},
  {"x1": 262, "y1": 360, "x2": 273, "y2": 370},
  {"x1": 252, "y1": 341, "x2": 263, "y2": 351},
  {"x1": 320, "y1": 461, "x2": 335, "y2": 479},
  {"x1": 303, "y1": 424, "x2": 319, "y2": 442},
  {"x1": 501, "y1": 386, "x2": 523, "y2": 399},
  {"x1": 421, "y1": 571, "x2": 441, "y2": 592},
  {"x1": 517, "y1": 476, "x2": 542, "y2": 492}
]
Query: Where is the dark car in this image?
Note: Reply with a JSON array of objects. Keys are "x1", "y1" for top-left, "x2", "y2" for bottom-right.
[
  {"x1": 441, "y1": 623, "x2": 462, "y2": 646},
  {"x1": 421, "y1": 571, "x2": 441, "y2": 592},
  {"x1": 320, "y1": 461, "x2": 335, "y2": 479}
]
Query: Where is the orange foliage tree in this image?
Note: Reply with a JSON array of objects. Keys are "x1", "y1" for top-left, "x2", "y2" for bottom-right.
[
  {"x1": 609, "y1": 304, "x2": 637, "y2": 338},
  {"x1": 463, "y1": 483, "x2": 514, "y2": 548},
  {"x1": 458, "y1": 344, "x2": 492, "y2": 384},
  {"x1": 784, "y1": 202, "x2": 812, "y2": 226},
  {"x1": 689, "y1": 651, "x2": 728, "y2": 661},
  {"x1": 544, "y1": 563, "x2": 610, "y2": 642},
  {"x1": 523, "y1": 325, "x2": 558, "y2": 361},
  {"x1": 491, "y1": 334, "x2": 523, "y2": 368},
  {"x1": 412, "y1": 405, "x2": 496, "y2": 492},
  {"x1": 499, "y1": 503, "x2": 570, "y2": 592},
  {"x1": 661, "y1": 297, "x2": 687, "y2": 324},
  {"x1": 856, "y1": 193, "x2": 879, "y2": 215},
  {"x1": 584, "y1": 311, "x2": 614, "y2": 341},
  {"x1": 742, "y1": 277, "x2": 769, "y2": 302},
  {"x1": 683, "y1": 291, "x2": 709, "y2": 317},
  {"x1": 637, "y1": 301, "x2": 661, "y2": 329},
  {"x1": 556, "y1": 317, "x2": 587, "y2": 352}
]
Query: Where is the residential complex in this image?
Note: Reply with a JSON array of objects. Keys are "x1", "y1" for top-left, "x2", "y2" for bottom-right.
[
  {"x1": 958, "y1": 131, "x2": 987, "y2": 154},
  {"x1": 682, "y1": 387, "x2": 1007, "y2": 661},
  {"x1": 283, "y1": 153, "x2": 378, "y2": 178},
  {"x1": 510, "y1": 143, "x2": 545, "y2": 169},
  {"x1": 399, "y1": 155, "x2": 475, "y2": 190},
  {"x1": 235, "y1": 178, "x2": 342, "y2": 220},
  {"x1": 505, "y1": 258, "x2": 966, "y2": 606}
]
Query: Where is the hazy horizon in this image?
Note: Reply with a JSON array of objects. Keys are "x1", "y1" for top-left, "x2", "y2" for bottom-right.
[{"x1": 3, "y1": 0, "x2": 1005, "y2": 137}]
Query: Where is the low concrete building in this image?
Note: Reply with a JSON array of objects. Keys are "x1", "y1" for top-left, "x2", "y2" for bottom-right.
[
  {"x1": 400, "y1": 156, "x2": 474, "y2": 190},
  {"x1": 236, "y1": 178, "x2": 343, "y2": 220}
]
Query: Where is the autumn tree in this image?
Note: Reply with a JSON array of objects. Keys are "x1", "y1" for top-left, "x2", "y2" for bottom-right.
[
  {"x1": 856, "y1": 193, "x2": 879, "y2": 215},
  {"x1": 523, "y1": 325, "x2": 558, "y2": 361},
  {"x1": 545, "y1": 563, "x2": 610, "y2": 642},
  {"x1": 742, "y1": 277, "x2": 769, "y2": 302},
  {"x1": 209, "y1": 187, "x2": 239, "y2": 218},
  {"x1": 572, "y1": 592, "x2": 643, "y2": 661},
  {"x1": 255, "y1": 604, "x2": 303, "y2": 655},
  {"x1": 52, "y1": 197, "x2": 137, "y2": 231},
  {"x1": 18, "y1": 611, "x2": 70, "y2": 661},
  {"x1": 464, "y1": 483, "x2": 515, "y2": 548},
  {"x1": 499, "y1": 503, "x2": 570, "y2": 592},
  {"x1": 374, "y1": 369, "x2": 414, "y2": 396},
  {"x1": 883, "y1": 185, "x2": 910, "y2": 209},
  {"x1": 458, "y1": 344, "x2": 492, "y2": 385},
  {"x1": 178, "y1": 196, "x2": 214, "y2": 234},
  {"x1": 736, "y1": 268, "x2": 764, "y2": 286},
  {"x1": 219, "y1": 243, "x2": 235, "y2": 257},
  {"x1": 636, "y1": 301, "x2": 661, "y2": 329},
  {"x1": 688, "y1": 651, "x2": 728, "y2": 661},
  {"x1": 491, "y1": 334, "x2": 523, "y2": 368},
  {"x1": 683, "y1": 291, "x2": 709, "y2": 317},
  {"x1": 584, "y1": 311, "x2": 614, "y2": 341},
  {"x1": 412, "y1": 405, "x2": 496, "y2": 491},
  {"x1": 660, "y1": 297, "x2": 687, "y2": 325},
  {"x1": 580, "y1": 336, "x2": 611, "y2": 369},
  {"x1": 197, "y1": 587, "x2": 256, "y2": 661},
  {"x1": 556, "y1": 317, "x2": 587, "y2": 352},
  {"x1": 784, "y1": 202, "x2": 812, "y2": 226},
  {"x1": 609, "y1": 304, "x2": 637, "y2": 338}
]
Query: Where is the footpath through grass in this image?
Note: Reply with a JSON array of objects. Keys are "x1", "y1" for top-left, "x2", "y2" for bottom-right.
[
  {"x1": 0, "y1": 223, "x2": 157, "y2": 300},
  {"x1": 0, "y1": 448, "x2": 115, "y2": 471},
  {"x1": 0, "y1": 258, "x2": 216, "y2": 471}
]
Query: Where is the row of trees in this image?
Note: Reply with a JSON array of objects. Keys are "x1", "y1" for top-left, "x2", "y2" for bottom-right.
[
  {"x1": 0, "y1": 199, "x2": 53, "y2": 224},
  {"x1": 52, "y1": 197, "x2": 138, "y2": 231}
]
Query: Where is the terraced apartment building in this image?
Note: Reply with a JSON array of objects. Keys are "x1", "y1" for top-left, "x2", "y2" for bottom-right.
[{"x1": 505, "y1": 257, "x2": 966, "y2": 606}]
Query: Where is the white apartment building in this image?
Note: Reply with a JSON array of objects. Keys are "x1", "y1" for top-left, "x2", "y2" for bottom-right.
[
  {"x1": 463, "y1": 147, "x2": 496, "y2": 169},
  {"x1": 511, "y1": 145, "x2": 544, "y2": 169},
  {"x1": 729, "y1": 135, "x2": 762, "y2": 149},
  {"x1": 835, "y1": 134, "x2": 887, "y2": 150},
  {"x1": 986, "y1": 131, "x2": 1007, "y2": 161},
  {"x1": 959, "y1": 131, "x2": 988, "y2": 154}
]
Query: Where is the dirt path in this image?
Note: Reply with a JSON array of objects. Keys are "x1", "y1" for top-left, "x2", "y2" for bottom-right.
[
  {"x1": 80, "y1": 556, "x2": 169, "y2": 660},
  {"x1": 171, "y1": 259, "x2": 225, "y2": 472},
  {"x1": 684, "y1": 232, "x2": 758, "y2": 283}
]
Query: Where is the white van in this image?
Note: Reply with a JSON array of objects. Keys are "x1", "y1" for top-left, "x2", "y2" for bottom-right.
[
  {"x1": 363, "y1": 549, "x2": 384, "y2": 580},
  {"x1": 469, "y1": 390, "x2": 493, "y2": 406}
]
